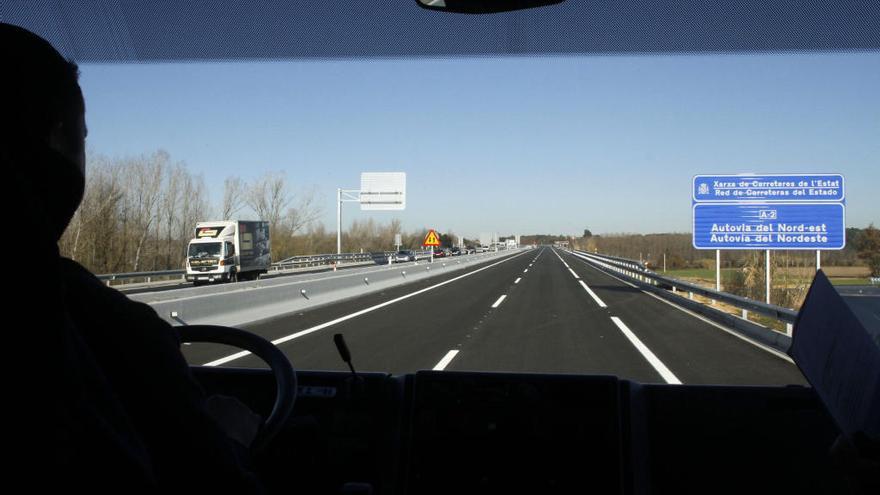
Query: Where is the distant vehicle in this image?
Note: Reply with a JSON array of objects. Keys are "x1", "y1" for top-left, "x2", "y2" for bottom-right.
[
  {"x1": 465, "y1": 245, "x2": 475, "y2": 254},
  {"x1": 433, "y1": 249, "x2": 446, "y2": 258},
  {"x1": 395, "y1": 250, "x2": 416, "y2": 262},
  {"x1": 506, "y1": 239, "x2": 517, "y2": 249},
  {"x1": 370, "y1": 252, "x2": 393, "y2": 265},
  {"x1": 186, "y1": 220, "x2": 271, "y2": 284},
  {"x1": 451, "y1": 247, "x2": 461, "y2": 256}
]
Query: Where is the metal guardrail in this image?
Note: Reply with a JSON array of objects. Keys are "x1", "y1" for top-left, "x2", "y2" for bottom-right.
[
  {"x1": 97, "y1": 250, "x2": 440, "y2": 286},
  {"x1": 570, "y1": 249, "x2": 799, "y2": 325},
  {"x1": 272, "y1": 250, "x2": 434, "y2": 269},
  {"x1": 97, "y1": 269, "x2": 186, "y2": 284}
]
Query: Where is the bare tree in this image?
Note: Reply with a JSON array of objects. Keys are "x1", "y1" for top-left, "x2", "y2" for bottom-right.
[
  {"x1": 222, "y1": 176, "x2": 246, "y2": 219},
  {"x1": 176, "y1": 172, "x2": 210, "y2": 265},
  {"x1": 127, "y1": 150, "x2": 167, "y2": 271},
  {"x1": 246, "y1": 172, "x2": 290, "y2": 230},
  {"x1": 284, "y1": 186, "x2": 323, "y2": 236},
  {"x1": 160, "y1": 164, "x2": 186, "y2": 267},
  {"x1": 61, "y1": 152, "x2": 123, "y2": 264}
]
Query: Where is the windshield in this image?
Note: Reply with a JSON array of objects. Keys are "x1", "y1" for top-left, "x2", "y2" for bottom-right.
[
  {"x1": 24, "y1": 3, "x2": 879, "y2": 387},
  {"x1": 189, "y1": 243, "x2": 222, "y2": 258}
]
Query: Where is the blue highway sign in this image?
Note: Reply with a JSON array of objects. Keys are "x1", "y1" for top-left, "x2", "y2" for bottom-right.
[
  {"x1": 693, "y1": 174, "x2": 844, "y2": 203},
  {"x1": 693, "y1": 203, "x2": 845, "y2": 250}
]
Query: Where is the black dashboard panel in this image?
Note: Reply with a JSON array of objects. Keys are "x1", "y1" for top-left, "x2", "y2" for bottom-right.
[
  {"x1": 190, "y1": 367, "x2": 848, "y2": 495},
  {"x1": 406, "y1": 371, "x2": 622, "y2": 494},
  {"x1": 635, "y1": 384, "x2": 842, "y2": 495},
  {"x1": 193, "y1": 368, "x2": 402, "y2": 494}
]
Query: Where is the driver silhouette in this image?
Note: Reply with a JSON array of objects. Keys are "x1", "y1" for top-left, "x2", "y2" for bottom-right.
[{"x1": 2, "y1": 23, "x2": 262, "y2": 493}]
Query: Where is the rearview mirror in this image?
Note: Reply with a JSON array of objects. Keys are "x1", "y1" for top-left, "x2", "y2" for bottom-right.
[{"x1": 416, "y1": 0, "x2": 563, "y2": 14}]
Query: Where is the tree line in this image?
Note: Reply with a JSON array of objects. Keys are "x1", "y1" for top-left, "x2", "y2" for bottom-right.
[
  {"x1": 59, "y1": 150, "x2": 440, "y2": 274},
  {"x1": 570, "y1": 228, "x2": 878, "y2": 273}
]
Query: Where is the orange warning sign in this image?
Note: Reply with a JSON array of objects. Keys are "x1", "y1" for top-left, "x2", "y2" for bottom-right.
[{"x1": 422, "y1": 229, "x2": 441, "y2": 247}]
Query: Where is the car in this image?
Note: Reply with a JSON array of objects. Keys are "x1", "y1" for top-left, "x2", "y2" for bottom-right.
[
  {"x1": 432, "y1": 249, "x2": 446, "y2": 258},
  {"x1": 394, "y1": 250, "x2": 416, "y2": 262}
]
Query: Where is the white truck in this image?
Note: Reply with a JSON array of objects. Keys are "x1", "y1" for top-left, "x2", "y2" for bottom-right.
[{"x1": 185, "y1": 220, "x2": 271, "y2": 285}]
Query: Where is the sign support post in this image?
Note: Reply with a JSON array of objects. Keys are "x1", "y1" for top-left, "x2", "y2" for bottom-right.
[
  {"x1": 335, "y1": 188, "x2": 361, "y2": 270},
  {"x1": 766, "y1": 249, "x2": 771, "y2": 304},
  {"x1": 817, "y1": 250, "x2": 821, "y2": 272},
  {"x1": 336, "y1": 172, "x2": 407, "y2": 270},
  {"x1": 337, "y1": 188, "x2": 342, "y2": 257},
  {"x1": 422, "y1": 229, "x2": 441, "y2": 263}
]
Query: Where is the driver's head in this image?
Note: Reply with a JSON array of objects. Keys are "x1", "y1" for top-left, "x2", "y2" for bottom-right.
[{"x1": 1, "y1": 23, "x2": 87, "y2": 240}]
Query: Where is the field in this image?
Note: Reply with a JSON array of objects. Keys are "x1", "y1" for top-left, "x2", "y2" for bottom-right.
[{"x1": 663, "y1": 266, "x2": 871, "y2": 286}]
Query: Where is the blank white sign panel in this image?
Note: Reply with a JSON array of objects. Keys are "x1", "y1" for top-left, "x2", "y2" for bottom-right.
[{"x1": 360, "y1": 172, "x2": 406, "y2": 211}]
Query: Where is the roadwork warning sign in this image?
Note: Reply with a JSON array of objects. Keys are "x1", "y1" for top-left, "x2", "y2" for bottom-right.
[{"x1": 422, "y1": 230, "x2": 441, "y2": 247}]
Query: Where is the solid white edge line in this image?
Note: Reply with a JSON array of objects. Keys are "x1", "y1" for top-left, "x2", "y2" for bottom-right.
[
  {"x1": 611, "y1": 316, "x2": 682, "y2": 385},
  {"x1": 491, "y1": 294, "x2": 508, "y2": 308},
  {"x1": 514, "y1": 277, "x2": 522, "y2": 284},
  {"x1": 568, "y1": 268, "x2": 580, "y2": 279},
  {"x1": 203, "y1": 249, "x2": 529, "y2": 366},
  {"x1": 568, "y1": 251, "x2": 637, "y2": 289},
  {"x1": 432, "y1": 350, "x2": 460, "y2": 370},
  {"x1": 578, "y1": 280, "x2": 607, "y2": 308},
  {"x1": 639, "y1": 288, "x2": 795, "y2": 363},
  {"x1": 566, "y1": 250, "x2": 793, "y2": 363}
]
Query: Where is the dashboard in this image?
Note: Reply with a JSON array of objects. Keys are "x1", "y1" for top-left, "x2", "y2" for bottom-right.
[{"x1": 192, "y1": 367, "x2": 845, "y2": 494}]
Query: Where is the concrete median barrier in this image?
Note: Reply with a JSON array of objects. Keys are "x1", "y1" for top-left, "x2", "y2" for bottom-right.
[{"x1": 130, "y1": 250, "x2": 523, "y2": 327}]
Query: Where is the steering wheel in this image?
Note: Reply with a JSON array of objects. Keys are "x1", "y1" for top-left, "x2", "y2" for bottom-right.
[{"x1": 177, "y1": 325, "x2": 297, "y2": 453}]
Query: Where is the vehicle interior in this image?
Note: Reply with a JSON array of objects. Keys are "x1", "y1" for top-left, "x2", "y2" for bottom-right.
[{"x1": 7, "y1": 0, "x2": 878, "y2": 494}]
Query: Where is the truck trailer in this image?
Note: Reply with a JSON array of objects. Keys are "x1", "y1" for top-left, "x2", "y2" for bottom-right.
[{"x1": 185, "y1": 220, "x2": 271, "y2": 284}]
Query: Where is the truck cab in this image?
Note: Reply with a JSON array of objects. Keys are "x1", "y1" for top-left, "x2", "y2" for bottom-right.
[
  {"x1": 186, "y1": 223, "x2": 239, "y2": 284},
  {"x1": 186, "y1": 221, "x2": 271, "y2": 284}
]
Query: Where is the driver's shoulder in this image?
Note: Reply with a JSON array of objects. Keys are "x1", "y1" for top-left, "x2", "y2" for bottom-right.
[
  {"x1": 59, "y1": 257, "x2": 105, "y2": 284},
  {"x1": 59, "y1": 257, "x2": 166, "y2": 325},
  {"x1": 59, "y1": 258, "x2": 137, "y2": 301}
]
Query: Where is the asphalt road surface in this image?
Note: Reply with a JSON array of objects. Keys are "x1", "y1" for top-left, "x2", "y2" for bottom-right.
[
  {"x1": 837, "y1": 285, "x2": 880, "y2": 336},
  {"x1": 182, "y1": 248, "x2": 806, "y2": 386}
]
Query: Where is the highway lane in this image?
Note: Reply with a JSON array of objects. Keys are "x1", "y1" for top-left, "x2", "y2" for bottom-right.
[
  {"x1": 182, "y1": 247, "x2": 806, "y2": 386},
  {"x1": 837, "y1": 286, "x2": 880, "y2": 336},
  {"x1": 448, "y1": 248, "x2": 663, "y2": 381},
  {"x1": 558, "y1": 249, "x2": 806, "y2": 385},
  {"x1": 181, "y1": 249, "x2": 535, "y2": 371}
]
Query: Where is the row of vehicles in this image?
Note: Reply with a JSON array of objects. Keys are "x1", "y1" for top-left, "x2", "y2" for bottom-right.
[
  {"x1": 393, "y1": 246, "x2": 475, "y2": 262},
  {"x1": 183, "y1": 220, "x2": 515, "y2": 283}
]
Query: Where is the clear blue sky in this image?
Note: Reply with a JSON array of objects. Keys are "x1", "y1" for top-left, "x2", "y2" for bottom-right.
[{"x1": 79, "y1": 52, "x2": 880, "y2": 238}]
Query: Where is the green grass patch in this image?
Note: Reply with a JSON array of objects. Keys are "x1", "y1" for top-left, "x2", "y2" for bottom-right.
[
  {"x1": 746, "y1": 313, "x2": 790, "y2": 333},
  {"x1": 829, "y1": 278, "x2": 872, "y2": 286},
  {"x1": 663, "y1": 268, "x2": 736, "y2": 280}
]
